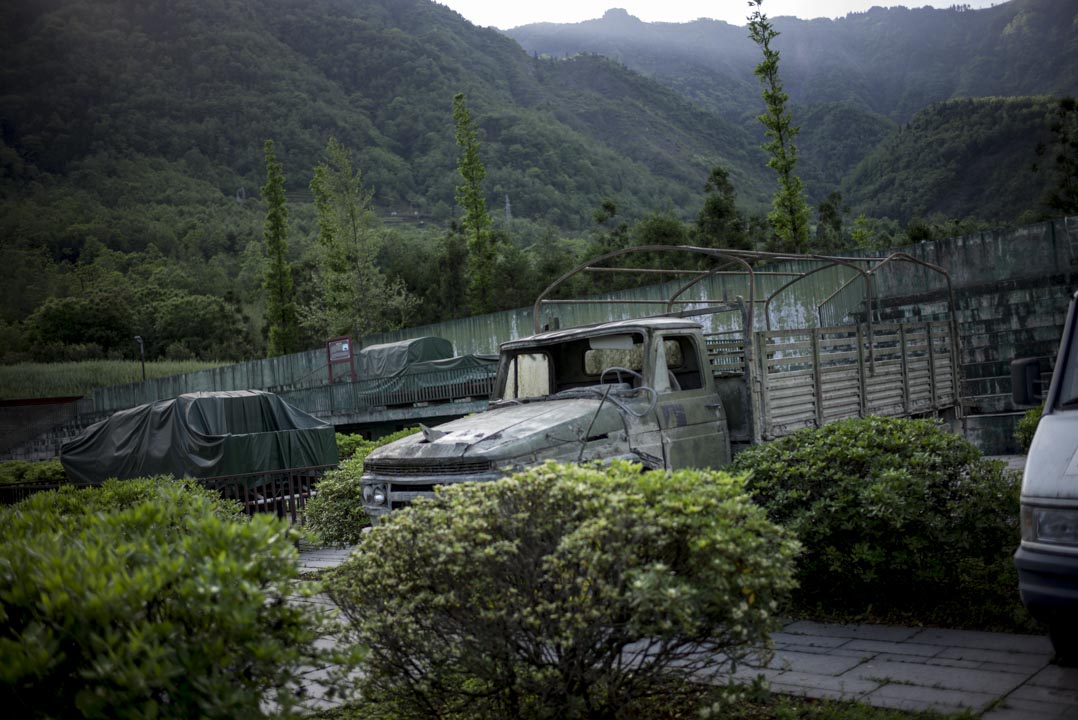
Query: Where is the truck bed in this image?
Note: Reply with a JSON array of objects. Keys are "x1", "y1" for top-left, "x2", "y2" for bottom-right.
[{"x1": 708, "y1": 320, "x2": 958, "y2": 444}]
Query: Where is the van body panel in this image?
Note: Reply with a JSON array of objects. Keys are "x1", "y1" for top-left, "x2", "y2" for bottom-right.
[
  {"x1": 1023, "y1": 413, "x2": 1078, "y2": 499},
  {"x1": 1014, "y1": 546, "x2": 1078, "y2": 612},
  {"x1": 1013, "y1": 289, "x2": 1078, "y2": 661}
]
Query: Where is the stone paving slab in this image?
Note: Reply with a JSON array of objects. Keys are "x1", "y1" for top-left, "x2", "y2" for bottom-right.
[
  {"x1": 936, "y1": 644, "x2": 1052, "y2": 669},
  {"x1": 865, "y1": 683, "x2": 998, "y2": 714},
  {"x1": 765, "y1": 649, "x2": 866, "y2": 675},
  {"x1": 983, "y1": 692, "x2": 1078, "y2": 720},
  {"x1": 782, "y1": 620, "x2": 921, "y2": 643},
  {"x1": 768, "y1": 670, "x2": 879, "y2": 698},
  {"x1": 770, "y1": 631, "x2": 850, "y2": 649},
  {"x1": 910, "y1": 626, "x2": 1053, "y2": 654},
  {"x1": 870, "y1": 652, "x2": 983, "y2": 670},
  {"x1": 1003, "y1": 683, "x2": 1078, "y2": 706},
  {"x1": 1027, "y1": 664, "x2": 1078, "y2": 694},
  {"x1": 843, "y1": 657, "x2": 1030, "y2": 696},
  {"x1": 842, "y1": 638, "x2": 945, "y2": 658}
]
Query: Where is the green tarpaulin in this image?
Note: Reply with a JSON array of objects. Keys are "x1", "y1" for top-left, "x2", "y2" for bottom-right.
[
  {"x1": 60, "y1": 390, "x2": 338, "y2": 484},
  {"x1": 357, "y1": 337, "x2": 454, "y2": 378}
]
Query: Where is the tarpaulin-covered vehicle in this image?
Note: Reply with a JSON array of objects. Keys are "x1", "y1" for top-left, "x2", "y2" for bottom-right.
[{"x1": 61, "y1": 390, "x2": 338, "y2": 518}]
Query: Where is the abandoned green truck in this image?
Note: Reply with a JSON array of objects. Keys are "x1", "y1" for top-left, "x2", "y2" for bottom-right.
[{"x1": 360, "y1": 247, "x2": 961, "y2": 519}]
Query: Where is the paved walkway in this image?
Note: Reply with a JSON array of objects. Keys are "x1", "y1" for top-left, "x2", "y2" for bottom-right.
[{"x1": 294, "y1": 543, "x2": 1077, "y2": 718}]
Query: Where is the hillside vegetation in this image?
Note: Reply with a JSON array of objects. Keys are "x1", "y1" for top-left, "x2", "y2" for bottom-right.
[{"x1": 0, "y1": 0, "x2": 1074, "y2": 368}]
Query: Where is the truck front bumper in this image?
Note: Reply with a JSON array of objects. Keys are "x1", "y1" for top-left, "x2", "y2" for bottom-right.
[{"x1": 361, "y1": 471, "x2": 505, "y2": 519}]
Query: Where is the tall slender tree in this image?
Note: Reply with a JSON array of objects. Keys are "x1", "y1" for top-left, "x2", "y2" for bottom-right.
[
  {"x1": 261, "y1": 139, "x2": 299, "y2": 357},
  {"x1": 748, "y1": 0, "x2": 811, "y2": 254},
  {"x1": 305, "y1": 137, "x2": 415, "y2": 338},
  {"x1": 453, "y1": 92, "x2": 496, "y2": 315}
]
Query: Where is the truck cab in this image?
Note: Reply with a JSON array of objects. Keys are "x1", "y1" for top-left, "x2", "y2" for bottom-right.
[
  {"x1": 360, "y1": 318, "x2": 730, "y2": 519},
  {"x1": 1013, "y1": 290, "x2": 1078, "y2": 663}
]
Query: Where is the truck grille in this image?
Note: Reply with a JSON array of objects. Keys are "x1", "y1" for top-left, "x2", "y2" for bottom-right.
[{"x1": 364, "y1": 459, "x2": 496, "y2": 477}]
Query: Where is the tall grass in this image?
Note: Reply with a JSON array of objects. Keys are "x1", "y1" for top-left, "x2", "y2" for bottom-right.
[{"x1": 0, "y1": 360, "x2": 227, "y2": 400}]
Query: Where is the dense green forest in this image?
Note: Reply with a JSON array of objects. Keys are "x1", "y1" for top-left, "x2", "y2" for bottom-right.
[{"x1": 0, "y1": 0, "x2": 1075, "y2": 373}]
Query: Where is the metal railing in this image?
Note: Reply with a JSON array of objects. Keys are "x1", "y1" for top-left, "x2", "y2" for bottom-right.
[{"x1": 199, "y1": 464, "x2": 336, "y2": 524}]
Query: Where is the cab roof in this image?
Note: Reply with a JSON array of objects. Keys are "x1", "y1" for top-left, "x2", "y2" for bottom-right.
[{"x1": 501, "y1": 317, "x2": 703, "y2": 351}]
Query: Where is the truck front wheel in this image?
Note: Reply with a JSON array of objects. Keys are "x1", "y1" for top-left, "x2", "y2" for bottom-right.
[{"x1": 1049, "y1": 622, "x2": 1078, "y2": 666}]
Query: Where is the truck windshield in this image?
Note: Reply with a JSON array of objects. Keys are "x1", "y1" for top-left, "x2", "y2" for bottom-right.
[{"x1": 500, "y1": 352, "x2": 552, "y2": 400}]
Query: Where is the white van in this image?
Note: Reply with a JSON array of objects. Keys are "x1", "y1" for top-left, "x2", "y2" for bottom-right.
[{"x1": 1012, "y1": 290, "x2": 1078, "y2": 663}]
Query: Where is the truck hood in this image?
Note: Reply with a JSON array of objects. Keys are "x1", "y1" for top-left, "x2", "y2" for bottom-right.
[{"x1": 366, "y1": 395, "x2": 638, "y2": 463}]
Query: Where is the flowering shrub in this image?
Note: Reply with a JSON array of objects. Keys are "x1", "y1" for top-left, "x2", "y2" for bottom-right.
[
  {"x1": 328, "y1": 461, "x2": 798, "y2": 720},
  {"x1": 733, "y1": 417, "x2": 1023, "y2": 627},
  {"x1": 0, "y1": 477, "x2": 336, "y2": 718}
]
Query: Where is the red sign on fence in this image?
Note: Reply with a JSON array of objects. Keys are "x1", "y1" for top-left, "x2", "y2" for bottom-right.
[{"x1": 326, "y1": 336, "x2": 356, "y2": 383}]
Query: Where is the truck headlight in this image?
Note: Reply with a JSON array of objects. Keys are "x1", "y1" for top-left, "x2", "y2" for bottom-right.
[
  {"x1": 1023, "y1": 506, "x2": 1078, "y2": 545},
  {"x1": 362, "y1": 484, "x2": 388, "y2": 506}
]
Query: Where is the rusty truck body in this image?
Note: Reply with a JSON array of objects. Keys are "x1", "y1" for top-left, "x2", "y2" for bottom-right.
[{"x1": 360, "y1": 246, "x2": 960, "y2": 519}]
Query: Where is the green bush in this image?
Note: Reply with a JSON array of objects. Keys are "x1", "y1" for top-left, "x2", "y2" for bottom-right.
[
  {"x1": 303, "y1": 456, "x2": 368, "y2": 547},
  {"x1": 308, "y1": 428, "x2": 420, "y2": 545},
  {"x1": 335, "y1": 432, "x2": 373, "y2": 460},
  {"x1": 0, "y1": 476, "x2": 338, "y2": 718},
  {"x1": 327, "y1": 461, "x2": 798, "y2": 720},
  {"x1": 1015, "y1": 402, "x2": 1044, "y2": 453},
  {"x1": 0, "y1": 458, "x2": 65, "y2": 485},
  {"x1": 732, "y1": 417, "x2": 1024, "y2": 629}
]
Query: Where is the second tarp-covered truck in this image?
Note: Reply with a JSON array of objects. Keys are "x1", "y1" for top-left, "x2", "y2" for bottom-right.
[{"x1": 361, "y1": 246, "x2": 960, "y2": 519}]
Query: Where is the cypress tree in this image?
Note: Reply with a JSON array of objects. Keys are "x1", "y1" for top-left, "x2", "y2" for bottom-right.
[
  {"x1": 261, "y1": 139, "x2": 299, "y2": 357},
  {"x1": 748, "y1": 0, "x2": 811, "y2": 254},
  {"x1": 453, "y1": 92, "x2": 496, "y2": 315}
]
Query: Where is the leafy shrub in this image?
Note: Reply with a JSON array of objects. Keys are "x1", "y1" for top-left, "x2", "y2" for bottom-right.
[
  {"x1": 308, "y1": 428, "x2": 420, "y2": 545},
  {"x1": 0, "y1": 458, "x2": 65, "y2": 485},
  {"x1": 303, "y1": 456, "x2": 368, "y2": 546},
  {"x1": 0, "y1": 476, "x2": 338, "y2": 718},
  {"x1": 327, "y1": 461, "x2": 798, "y2": 720},
  {"x1": 1015, "y1": 402, "x2": 1044, "y2": 453},
  {"x1": 733, "y1": 417, "x2": 1024, "y2": 628},
  {"x1": 336, "y1": 432, "x2": 371, "y2": 460}
]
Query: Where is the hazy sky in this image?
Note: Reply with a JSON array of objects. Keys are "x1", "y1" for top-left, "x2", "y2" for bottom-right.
[{"x1": 437, "y1": 1, "x2": 1005, "y2": 29}]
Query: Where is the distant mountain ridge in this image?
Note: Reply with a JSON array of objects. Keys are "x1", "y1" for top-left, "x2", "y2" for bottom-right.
[{"x1": 508, "y1": 1, "x2": 1078, "y2": 121}]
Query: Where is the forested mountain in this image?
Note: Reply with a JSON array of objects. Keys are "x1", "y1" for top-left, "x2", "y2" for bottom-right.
[
  {"x1": 844, "y1": 96, "x2": 1060, "y2": 223},
  {"x1": 509, "y1": 0, "x2": 1078, "y2": 216},
  {"x1": 0, "y1": 0, "x2": 758, "y2": 236},
  {"x1": 0, "y1": 0, "x2": 1074, "y2": 368}
]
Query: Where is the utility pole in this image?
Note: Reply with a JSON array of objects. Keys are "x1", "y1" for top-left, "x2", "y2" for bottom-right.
[{"x1": 134, "y1": 335, "x2": 145, "y2": 382}]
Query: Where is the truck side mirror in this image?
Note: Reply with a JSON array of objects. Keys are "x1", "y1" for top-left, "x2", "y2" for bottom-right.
[{"x1": 1011, "y1": 357, "x2": 1045, "y2": 407}]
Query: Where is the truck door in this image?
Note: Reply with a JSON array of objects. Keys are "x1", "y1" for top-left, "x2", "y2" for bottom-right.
[{"x1": 653, "y1": 333, "x2": 731, "y2": 469}]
